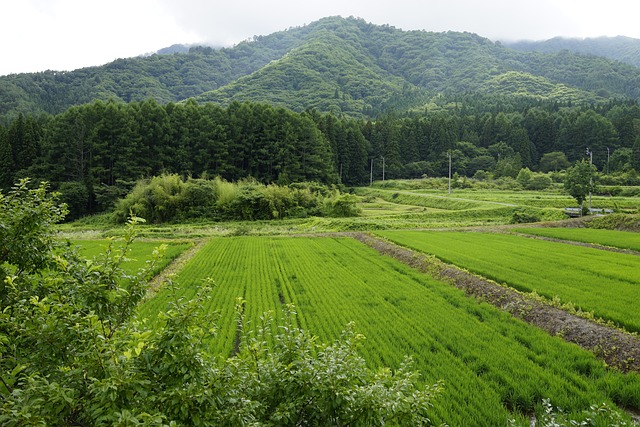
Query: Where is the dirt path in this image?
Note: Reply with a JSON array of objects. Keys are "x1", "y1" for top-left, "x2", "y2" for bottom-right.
[
  {"x1": 145, "y1": 238, "x2": 208, "y2": 299},
  {"x1": 348, "y1": 232, "x2": 640, "y2": 373}
]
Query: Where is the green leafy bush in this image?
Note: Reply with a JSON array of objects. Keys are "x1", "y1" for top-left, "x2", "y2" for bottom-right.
[{"x1": 0, "y1": 180, "x2": 442, "y2": 426}]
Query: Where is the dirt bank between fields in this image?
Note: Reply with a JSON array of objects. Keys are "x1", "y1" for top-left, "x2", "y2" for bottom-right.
[{"x1": 349, "y1": 232, "x2": 640, "y2": 373}]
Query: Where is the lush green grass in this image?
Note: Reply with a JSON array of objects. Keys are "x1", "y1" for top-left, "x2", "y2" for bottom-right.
[
  {"x1": 360, "y1": 183, "x2": 640, "y2": 212},
  {"x1": 377, "y1": 230, "x2": 640, "y2": 332},
  {"x1": 515, "y1": 227, "x2": 640, "y2": 252},
  {"x1": 140, "y1": 236, "x2": 640, "y2": 426},
  {"x1": 70, "y1": 239, "x2": 192, "y2": 277}
]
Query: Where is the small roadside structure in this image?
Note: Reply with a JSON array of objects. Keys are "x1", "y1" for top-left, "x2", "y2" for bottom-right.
[{"x1": 564, "y1": 207, "x2": 613, "y2": 217}]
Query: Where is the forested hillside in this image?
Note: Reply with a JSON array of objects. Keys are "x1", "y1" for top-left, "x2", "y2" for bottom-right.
[
  {"x1": 507, "y1": 36, "x2": 640, "y2": 68},
  {"x1": 3, "y1": 16, "x2": 640, "y2": 220},
  {"x1": 4, "y1": 16, "x2": 640, "y2": 121}
]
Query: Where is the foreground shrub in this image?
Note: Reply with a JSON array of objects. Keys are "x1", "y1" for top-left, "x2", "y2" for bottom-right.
[{"x1": 0, "y1": 180, "x2": 440, "y2": 426}]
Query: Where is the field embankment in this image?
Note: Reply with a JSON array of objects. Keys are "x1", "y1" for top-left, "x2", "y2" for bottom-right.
[{"x1": 353, "y1": 232, "x2": 640, "y2": 373}]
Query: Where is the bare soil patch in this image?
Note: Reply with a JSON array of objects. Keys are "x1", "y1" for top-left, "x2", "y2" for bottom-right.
[{"x1": 146, "y1": 238, "x2": 208, "y2": 299}]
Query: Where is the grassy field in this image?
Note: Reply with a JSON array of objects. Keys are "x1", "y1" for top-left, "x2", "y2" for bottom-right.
[
  {"x1": 139, "y1": 236, "x2": 640, "y2": 426},
  {"x1": 71, "y1": 239, "x2": 192, "y2": 277},
  {"x1": 515, "y1": 227, "x2": 640, "y2": 252},
  {"x1": 376, "y1": 230, "x2": 640, "y2": 332}
]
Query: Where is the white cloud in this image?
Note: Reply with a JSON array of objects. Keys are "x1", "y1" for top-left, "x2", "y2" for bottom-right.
[{"x1": 1, "y1": 0, "x2": 199, "y2": 75}]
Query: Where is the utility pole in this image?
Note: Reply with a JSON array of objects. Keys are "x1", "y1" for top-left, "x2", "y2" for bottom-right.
[
  {"x1": 586, "y1": 147, "x2": 593, "y2": 212},
  {"x1": 606, "y1": 147, "x2": 610, "y2": 175},
  {"x1": 447, "y1": 150, "x2": 452, "y2": 195},
  {"x1": 381, "y1": 156, "x2": 385, "y2": 182},
  {"x1": 369, "y1": 158, "x2": 373, "y2": 186}
]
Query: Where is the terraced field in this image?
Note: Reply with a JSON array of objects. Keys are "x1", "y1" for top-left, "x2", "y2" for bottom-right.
[
  {"x1": 376, "y1": 230, "x2": 640, "y2": 332},
  {"x1": 139, "y1": 236, "x2": 640, "y2": 426},
  {"x1": 72, "y1": 239, "x2": 192, "y2": 277},
  {"x1": 515, "y1": 227, "x2": 640, "y2": 252}
]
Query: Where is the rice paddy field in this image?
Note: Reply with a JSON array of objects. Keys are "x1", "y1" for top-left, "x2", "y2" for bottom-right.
[
  {"x1": 62, "y1": 181, "x2": 640, "y2": 425},
  {"x1": 515, "y1": 227, "x2": 640, "y2": 252},
  {"x1": 376, "y1": 230, "x2": 640, "y2": 332},
  {"x1": 139, "y1": 235, "x2": 640, "y2": 426},
  {"x1": 71, "y1": 239, "x2": 192, "y2": 277}
]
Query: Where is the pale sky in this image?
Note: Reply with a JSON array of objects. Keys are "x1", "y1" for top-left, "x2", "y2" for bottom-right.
[{"x1": 2, "y1": 0, "x2": 640, "y2": 76}]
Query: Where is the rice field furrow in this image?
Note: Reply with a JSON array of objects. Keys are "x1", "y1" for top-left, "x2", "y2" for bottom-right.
[{"x1": 140, "y1": 235, "x2": 640, "y2": 426}]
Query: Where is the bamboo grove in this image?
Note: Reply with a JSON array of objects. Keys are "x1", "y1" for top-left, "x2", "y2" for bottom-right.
[{"x1": 2, "y1": 96, "x2": 640, "y2": 218}]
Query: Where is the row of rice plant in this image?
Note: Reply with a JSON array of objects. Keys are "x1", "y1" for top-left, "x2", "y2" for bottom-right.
[
  {"x1": 376, "y1": 230, "x2": 640, "y2": 332},
  {"x1": 515, "y1": 227, "x2": 640, "y2": 252},
  {"x1": 140, "y1": 235, "x2": 640, "y2": 426}
]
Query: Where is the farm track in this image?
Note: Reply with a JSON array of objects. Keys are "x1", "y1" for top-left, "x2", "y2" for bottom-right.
[
  {"x1": 348, "y1": 232, "x2": 640, "y2": 373},
  {"x1": 146, "y1": 238, "x2": 208, "y2": 299}
]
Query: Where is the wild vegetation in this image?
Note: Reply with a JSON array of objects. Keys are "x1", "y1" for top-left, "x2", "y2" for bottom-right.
[
  {"x1": 2, "y1": 96, "x2": 640, "y2": 221},
  {"x1": 507, "y1": 35, "x2": 640, "y2": 68},
  {"x1": 0, "y1": 180, "x2": 441, "y2": 426},
  {"x1": 5, "y1": 17, "x2": 640, "y2": 121},
  {"x1": 112, "y1": 174, "x2": 359, "y2": 224}
]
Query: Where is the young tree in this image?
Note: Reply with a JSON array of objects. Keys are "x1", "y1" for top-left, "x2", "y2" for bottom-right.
[{"x1": 564, "y1": 160, "x2": 597, "y2": 213}]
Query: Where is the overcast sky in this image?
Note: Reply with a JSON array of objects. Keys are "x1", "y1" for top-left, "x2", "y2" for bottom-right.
[{"x1": 2, "y1": 0, "x2": 640, "y2": 76}]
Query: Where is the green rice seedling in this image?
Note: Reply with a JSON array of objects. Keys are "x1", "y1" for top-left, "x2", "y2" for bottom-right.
[
  {"x1": 515, "y1": 227, "x2": 640, "y2": 252},
  {"x1": 377, "y1": 230, "x2": 640, "y2": 332},
  {"x1": 141, "y1": 236, "x2": 640, "y2": 426}
]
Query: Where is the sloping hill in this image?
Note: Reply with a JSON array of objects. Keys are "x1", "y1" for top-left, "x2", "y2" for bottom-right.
[
  {"x1": 507, "y1": 36, "x2": 640, "y2": 68},
  {"x1": 3, "y1": 16, "x2": 640, "y2": 120}
]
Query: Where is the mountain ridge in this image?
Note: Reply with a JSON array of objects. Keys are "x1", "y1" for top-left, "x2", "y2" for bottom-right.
[
  {"x1": 2, "y1": 16, "x2": 640, "y2": 121},
  {"x1": 506, "y1": 35, "x2": 640, "y2": 68}
]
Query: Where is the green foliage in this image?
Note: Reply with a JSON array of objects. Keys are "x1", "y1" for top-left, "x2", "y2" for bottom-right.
[
  {"x1": 0, "y1": 181, "x2": 442, "y2": 426},
  {"x1": 114, "y1": 175, "x2": 358, "y2": 223},
  {"x1": 539, "y1": 151, "x2": 570, "y2": 173},
  {"x1": 517, "y1": 168, "x2": 553, "y2": 190},
  {"x1": 507, "y1": 35, "x2": 640, "y2": 68},
  {"x1": 564, "y1": 160, "x2": 598, "y2": 208},
  {"x1": 510, "y1": 207, "x2": 542, "y2": 224},
  {"x1": 586, "y1": 213, "x2": 640, "y2": 232},
  {"x1": 4, "y1": 17, "x2": 640, "y2": 122},
  {"x1": 0, "y1": 179, "x2": 68, "y2": 276},
  {"x1": 322, "y1": 193, "x2": 361, "y2": 217}
]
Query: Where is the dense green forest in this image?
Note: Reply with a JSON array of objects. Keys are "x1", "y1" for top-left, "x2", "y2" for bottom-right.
[
  {"x1": 507, "y1": 35, "x2": 640, "y2": 68},
  {"x1": 4, "y1": 17, "x2": 640, "y2": 121},
  {"x1": 2, "y1": 95, "x2": 640, "y2": 219}
]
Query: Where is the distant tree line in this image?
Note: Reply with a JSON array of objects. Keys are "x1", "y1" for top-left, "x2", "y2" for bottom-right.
[{"x1": 1, "y1": 97, "x2": 640, "y2": 219}]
